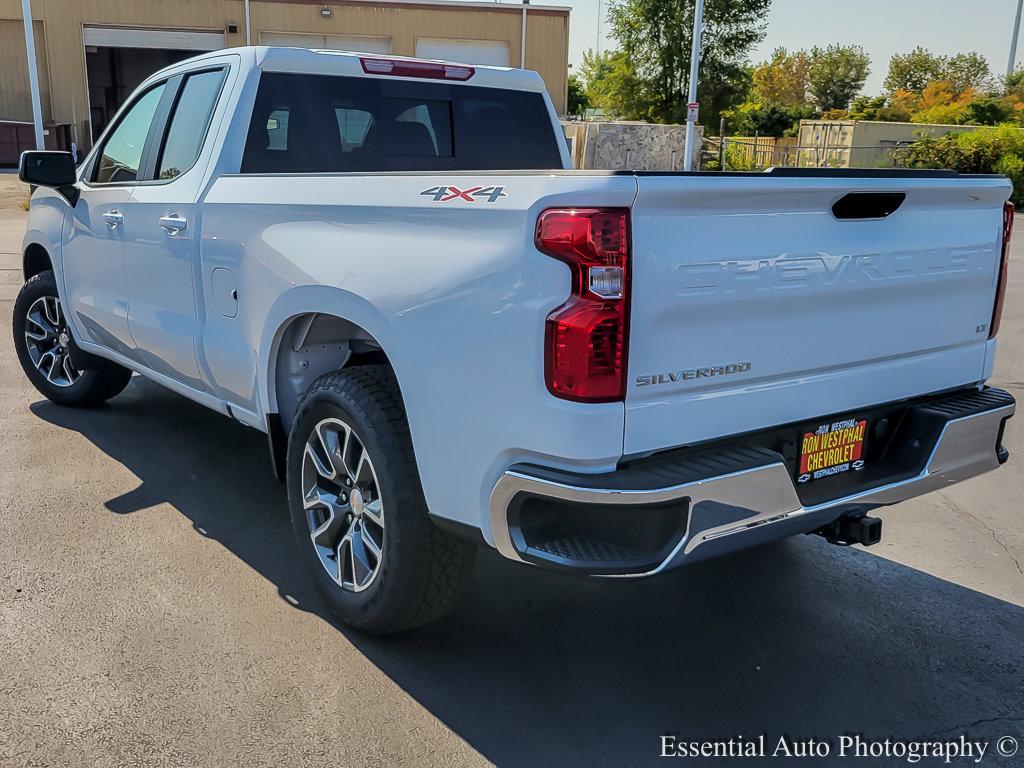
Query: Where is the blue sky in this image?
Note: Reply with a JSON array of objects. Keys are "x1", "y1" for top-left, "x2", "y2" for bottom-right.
[{"x1": 502, "y1": 0, "x2": 1024, "y2": 95}]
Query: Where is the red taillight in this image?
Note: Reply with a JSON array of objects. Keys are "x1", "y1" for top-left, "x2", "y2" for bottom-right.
[
  {"x1": 359, "y1": 57, "x2": 474, "y2": 81},
  {"x1": 537, "y1": 208, "x2": 630, "y2": 402},
  {"x1": 991, "y1": 201, "x2": 1014, "y2": 338}
]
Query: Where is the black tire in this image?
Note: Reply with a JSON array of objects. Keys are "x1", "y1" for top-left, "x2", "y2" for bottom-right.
[
  {"x1": 286, "y1": 365, "x2": 476, "y2": 634},
  {"x1": 13, "y1": 270, "x2": 133, "y2": 407}
]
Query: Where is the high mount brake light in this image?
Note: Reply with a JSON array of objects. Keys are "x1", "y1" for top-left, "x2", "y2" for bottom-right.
[
  {"x1": 991, "y1": 201, "x2": 1014, "y2": 339},
  {"x1": 359, "y1": 57, "x2": 475, "y2": 81},
  {"x1": 536, "y1": 208, "x2": 630, "y2": 403}
]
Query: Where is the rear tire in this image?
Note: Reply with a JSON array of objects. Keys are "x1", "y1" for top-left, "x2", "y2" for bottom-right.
[
  {"x1": 286, "y1": 365, "x2": 476, "y2": 634},
  {"x1": 13, "y1": 271, "x2": 133, "y2": 407}
]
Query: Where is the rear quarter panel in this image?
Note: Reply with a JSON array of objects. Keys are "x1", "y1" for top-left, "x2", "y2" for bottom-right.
[{"x1": 200, "y1": 172, "x2": 637, "y2": 537}]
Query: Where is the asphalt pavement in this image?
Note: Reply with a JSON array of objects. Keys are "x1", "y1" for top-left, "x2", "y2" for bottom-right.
[{"x1": 1, "y1": 175, "x2": 1022, "y2": 767}]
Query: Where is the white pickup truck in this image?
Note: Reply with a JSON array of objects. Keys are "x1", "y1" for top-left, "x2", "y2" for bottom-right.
[{"x1": 16, "y1": 47, "x2": 1016, "y2": 633}]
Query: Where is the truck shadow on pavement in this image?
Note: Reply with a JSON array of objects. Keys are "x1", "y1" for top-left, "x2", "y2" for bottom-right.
[{"x1": 31, "y1": 378, "x2": 1024, "y2": 768}]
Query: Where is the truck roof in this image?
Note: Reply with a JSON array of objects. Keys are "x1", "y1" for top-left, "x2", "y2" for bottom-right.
[{"x1": 163, "y1": 45, "x2": 548, "y2": 94}]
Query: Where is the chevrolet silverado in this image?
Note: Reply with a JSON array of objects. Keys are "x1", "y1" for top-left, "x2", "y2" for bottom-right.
[{"x1": 15, "y1": 46, "x2": 1016, "y2": 633}]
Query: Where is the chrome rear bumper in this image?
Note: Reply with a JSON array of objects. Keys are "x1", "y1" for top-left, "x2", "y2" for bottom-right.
[{"x1": 489, "y1": 388, "x2": 1015, "y2": 576}]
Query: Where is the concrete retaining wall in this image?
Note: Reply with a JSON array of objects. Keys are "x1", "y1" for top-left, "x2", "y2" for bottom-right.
[{"x1": 562, "y1": 120, "x2": 703, "y2": 171}]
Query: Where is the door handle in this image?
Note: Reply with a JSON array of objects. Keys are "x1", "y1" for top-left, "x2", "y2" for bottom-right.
[
  {"x1": 101, "y1": 210, "x2": 123, "y2": 229},
  {"x1": 159, "y1": 214, "x2": 188, "y2": 235}
]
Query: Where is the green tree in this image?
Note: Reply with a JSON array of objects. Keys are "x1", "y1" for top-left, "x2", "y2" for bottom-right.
[
  {"x1": 965, "y1": 97, "x2": 1014, "y2": 126},
  {"x1": 580, "y1": 48, "x2": 616, "y2": 93},
  {"x1": 808, "y1": 44, "x2": 870, "y2": 110},
  {"x1": 846, "y1": 95, "x2": 887, "y2": 120},
  {"x1": 943, "y1": 52, "x2": 992, "y2": 95},
  {"x1": 580, "y1": 49, "x2": 649, "y2": 119},
  {"x1": 886, "y1": 48, "x2": 992, "y2": 99},
  {"x1": 721, "y1": 101, "x2": 818, "y2": 136},
  {"x1": 1004, "y1": 68, "x2": 1024, "y2": 99},
  {"x1": 567, "y1": 74, "x2": 590, "y2": 117},
  {"x1": 885, "y1": 47, "x2": 943, "y2": 94},
  {"x1": 605, "y1": 0, "x2": 770, "y2": 128},
  {"x1": 752, "y1": 47, "x2": 811, "y2": 107}
]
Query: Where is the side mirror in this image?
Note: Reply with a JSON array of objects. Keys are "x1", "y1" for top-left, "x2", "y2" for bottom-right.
[{"x1": 19, "y1": 151, "x2": 77, "y2": 188}]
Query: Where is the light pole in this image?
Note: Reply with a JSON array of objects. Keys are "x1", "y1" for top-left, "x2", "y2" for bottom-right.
[
  {"x1": 20, "y1": 0, "x2": 44, "y2": 150},
  {"x1": 682, "y1": 0, "x2": 704, "y2": 171},
  {"x1": 521, "y1": 0, "x2": 529, "y2": 69},
  {"x1": 1009, "y1": 0, "x2": 1024, "y2": 78}
]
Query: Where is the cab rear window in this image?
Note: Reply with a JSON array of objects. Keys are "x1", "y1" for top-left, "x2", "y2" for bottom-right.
[{"x1": 240, "y1": 72, "x2": 562, "y2": 173}]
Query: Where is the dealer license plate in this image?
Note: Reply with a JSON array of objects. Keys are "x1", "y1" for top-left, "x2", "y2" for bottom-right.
[{"x1": 797, "y1": 418, "x2": 868, "y2": 484}]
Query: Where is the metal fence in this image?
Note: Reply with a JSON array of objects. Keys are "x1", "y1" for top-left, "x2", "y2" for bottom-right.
[{"x1": 701, "y1": 136, "x2": 916, "y2": 171}]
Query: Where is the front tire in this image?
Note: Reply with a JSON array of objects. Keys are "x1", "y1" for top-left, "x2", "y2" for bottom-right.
[
  {"x1": 286, "y1": 366, "x2": 476, "y2": 634},
  {"x1": 13, "y1": 271, "x2": 133, "y2": 407}
]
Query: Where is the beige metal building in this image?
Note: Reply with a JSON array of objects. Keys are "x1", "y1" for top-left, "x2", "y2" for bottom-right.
[
  {"x1": 797, "y1": 119, "x2": 979, "y2": 168},
  {"x1": 0, "y1": 0, "x2": 570, "y2": 152}
]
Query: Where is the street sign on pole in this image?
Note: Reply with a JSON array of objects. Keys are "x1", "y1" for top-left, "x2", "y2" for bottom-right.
[
  {"x1": 20, "y1": 0, "x2": 45, "y2": 151},
  {"x1": 682, "y1": 0, "x2": 705, "y2": 172}
]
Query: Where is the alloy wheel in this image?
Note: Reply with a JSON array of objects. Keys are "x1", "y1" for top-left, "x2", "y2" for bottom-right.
[
  {"x1": 301, "y1": 417, "x2": 386, "y2": 592},
  {"x1": 24, "y1": 295, "x2": 82, "y2": 388}
]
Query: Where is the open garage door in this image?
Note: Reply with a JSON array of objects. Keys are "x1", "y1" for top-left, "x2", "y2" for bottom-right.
[
  {"x1": 83, "y1": 26, "x2": 225, "y2": 142},
  {"x1": 260, "y1": 32, "x2": 392, "y2": 54},
  {"x1": 414, "y1": 38, "x2": 510, "y2": 66}
]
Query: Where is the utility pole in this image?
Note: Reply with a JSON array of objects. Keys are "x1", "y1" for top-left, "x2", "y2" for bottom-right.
[
  {"x1": 1010, "y1": 0, "x2": 1024, "y2": 77},
  {"x1": 682, "y1": 0, "x2": 704, "y2": 171},
  {"x1": 244, "y1": 0, "x2": 252, "y2": 45},
  {"x1": 20, "y1": 0, "x2": 44, "y2": 150}
]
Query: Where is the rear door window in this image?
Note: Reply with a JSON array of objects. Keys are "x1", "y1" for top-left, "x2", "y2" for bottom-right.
[
  {"x1": 156, "y1": 69, "x2": 226, "y2": 180},
  {"x1": 241, "y1": 72, "x2": 561, "y2": 173}
]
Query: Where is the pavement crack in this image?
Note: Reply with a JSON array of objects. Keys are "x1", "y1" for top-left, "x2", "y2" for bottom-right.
[
  {"x1": 941, "y1": 492, "x2": 1024, "y2": 577},
  {"x1": 921, "y1": 714, "x2": 1024, "y2": 740}
]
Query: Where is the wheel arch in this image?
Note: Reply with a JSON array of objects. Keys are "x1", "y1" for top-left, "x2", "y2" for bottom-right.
[
  {"x1": 21, "y1": 195, "x2": 68, "y2": 285},
  {"x1": 259, "y1": 286, "x2": 402, "y2": 432},
  {"x1": 270, "y1": 312, "x2": 395, "y2": 429},
  {"x1": 23, "y1": 242, "x2": 53, "y2": 281}
]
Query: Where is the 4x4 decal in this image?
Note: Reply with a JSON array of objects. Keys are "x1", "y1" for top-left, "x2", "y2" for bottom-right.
[{"x1": 420, "y1": 185, "x2": 507, "y2": 203}]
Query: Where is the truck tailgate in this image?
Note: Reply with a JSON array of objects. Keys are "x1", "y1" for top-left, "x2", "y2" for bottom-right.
[{"x1": 625, "y1": 173, "x2": 1011, "y2": 456}]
